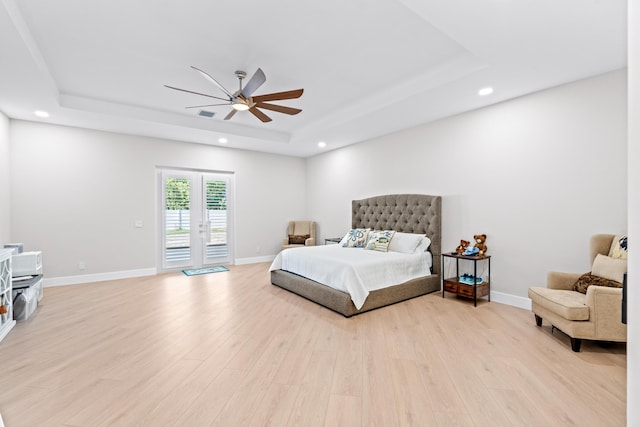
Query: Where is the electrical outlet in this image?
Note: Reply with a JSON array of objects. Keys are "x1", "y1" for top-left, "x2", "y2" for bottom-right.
[
  {"x1": 256, "y1": 245, "x2": 261, "y2": 253},
  {"x1": 134, "y1": 219, "x2": 143, "y2": 228},
  {"x1": 78, "y1": 262, "x2": 85, "y2": 270}
]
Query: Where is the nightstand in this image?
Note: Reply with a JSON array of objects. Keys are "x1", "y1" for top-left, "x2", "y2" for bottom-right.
[{"x1": 442, "y1": 253, "x2": 491, "y2": 307}]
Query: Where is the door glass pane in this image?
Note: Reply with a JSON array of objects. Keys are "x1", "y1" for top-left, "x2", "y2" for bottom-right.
[
  {"x1": 159, "y1": 170, "x2": 233, "y2": 270},
  {"x1": 205, "y1": 179, "x2": 228, "y2": 261},
  {"x1": 165, "y1": 177, "x2": 191, "y2": 264}
]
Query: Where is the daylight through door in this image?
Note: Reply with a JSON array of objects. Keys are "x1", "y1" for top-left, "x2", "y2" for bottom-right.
[{"x1": 160, "y1": 170, "x2": 233, "y2": 270}]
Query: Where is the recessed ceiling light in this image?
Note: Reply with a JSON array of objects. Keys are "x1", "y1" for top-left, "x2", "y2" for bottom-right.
[
  {"x1": 34, "y1": 110, "x2": 49, "y2": 118},
  {"x1": 478, "y1": 87, "x2": 494, "y2": 96},
  {"x1": 318, "y1": 141, "x2": 326, "y2": 148},
  {"x1": 218, "y1": 137, "x2": 228, "y2": 144}
]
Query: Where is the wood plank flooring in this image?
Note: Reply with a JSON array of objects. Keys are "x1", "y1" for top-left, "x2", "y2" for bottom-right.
[{"x1": 0, "y1": 263, "x2": 626, "y2": 426}]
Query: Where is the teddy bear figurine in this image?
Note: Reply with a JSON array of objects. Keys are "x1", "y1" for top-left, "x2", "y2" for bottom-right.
[
  {"x1": 473, "y1": 234, "x2": 488, "y2": 256},
  {"x1": 455, "y1": 239, "x2": 470, "y2": 254}
]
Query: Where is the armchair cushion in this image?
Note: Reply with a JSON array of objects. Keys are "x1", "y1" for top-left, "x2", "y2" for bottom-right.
[
  {"x1": 591, "y1": 254, "x2": 626, "y2": 283},
  {"x1": 528, "y1": 287, "x2": 589, "y2": 321},
  {"x1": 572, "y1": 272, "x2": 622, "y2": 294}
]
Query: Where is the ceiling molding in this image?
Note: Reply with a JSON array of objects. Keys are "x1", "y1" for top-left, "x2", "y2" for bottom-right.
[{"x1": 59, "y1": 93, "x2": 292, "y2": 144}]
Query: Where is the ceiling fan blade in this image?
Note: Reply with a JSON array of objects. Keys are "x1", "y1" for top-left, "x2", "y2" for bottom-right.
[
  {"x1": 185, "y1": 103, "x2": 232, "y2": 109},
  {"x1": 191, "y1": 66, "x2": 234, "y2": 98},
  {"x1": 251, "y1": 88, "x2": 304, "y2": 103},
  {"x1": 241, "y1": 68, "x2": 266, "y2": 98},
  {"x1": 249, "y1": 107, "x2": 272, "y2": 122},
  {"x1": 164, "y1": 85, "x2": 229, "y2": 102},
  {"x1": 255, "y1": 102, "x2": 302, "y2": 115},
  {"x1": 224, "y1": 109, "x2": 238, "y2": 120}
]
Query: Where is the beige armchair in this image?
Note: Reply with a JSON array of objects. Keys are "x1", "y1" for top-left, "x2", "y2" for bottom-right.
[
  {"x1": 281, "y1": 221, "x2": 316, "y2": 251},
  {"x1": 528, "y1": 234, "x2": 627, "y2": 352}
]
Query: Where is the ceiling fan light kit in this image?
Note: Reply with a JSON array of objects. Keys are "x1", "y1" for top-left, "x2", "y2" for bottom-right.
[
  {"x1": 232, "y1": 101, "x2": 250, "y2": 111},
  {"x1": 166, "y1": 66, "x2": 303, "y2": 123}
]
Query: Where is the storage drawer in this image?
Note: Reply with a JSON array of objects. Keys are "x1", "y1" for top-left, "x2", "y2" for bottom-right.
[
  {"x1": 444, "y1": 281, "x2": 458, "y2": 293},
  {"x1": 457, "y1": 283, "x2": 489, "y2": 299},
  {"x1": 457, "y1": 283, "x2": 475, "y2": 298}
]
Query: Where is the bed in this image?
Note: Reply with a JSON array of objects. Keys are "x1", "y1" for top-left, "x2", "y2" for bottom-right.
[{"x1": 270, "y1": 194, "x2": 441, "y2": 317}]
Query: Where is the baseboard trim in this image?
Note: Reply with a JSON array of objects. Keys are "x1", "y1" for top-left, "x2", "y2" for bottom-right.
[
  {"x1": 235, "y1": 255, "x2": 276, "y2": 265},
  {"x1": 490, "y1": 291, "x2": 532, "y2": 310},
  {"x1": 44, "y1": 268, "x2": 156, "y2": 287},
  {"x1": 43, "y1": 265, "x2": 532, "y2": 311}
]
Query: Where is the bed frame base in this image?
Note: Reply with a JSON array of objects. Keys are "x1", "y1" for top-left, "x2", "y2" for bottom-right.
[{"x1": 271, "y1": 270, "x2": 440, "y2": 317}]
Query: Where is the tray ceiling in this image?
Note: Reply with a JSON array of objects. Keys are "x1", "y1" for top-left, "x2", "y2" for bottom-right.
[{"x1": 0, "y1": 0, "x2": 627, "y2": 157}]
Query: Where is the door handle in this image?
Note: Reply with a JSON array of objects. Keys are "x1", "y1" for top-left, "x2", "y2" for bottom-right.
[{"x1": 200, "y1": 221, "x2": 211, "y2": 243}]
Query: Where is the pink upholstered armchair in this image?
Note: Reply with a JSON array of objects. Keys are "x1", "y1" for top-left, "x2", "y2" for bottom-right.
[{"x1": 281, "y1": 221, "x2": 316, "y2": 251}]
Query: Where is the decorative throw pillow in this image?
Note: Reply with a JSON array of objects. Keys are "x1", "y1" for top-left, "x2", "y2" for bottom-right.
[
  {"x1": 288, "y1": 234, "x2": 310, "y2": 245},
  {"x1": 573, "y1": 272, "x2": 623, "y2": 294},
  {"x1": 341, "y1": 228, "x2": 370, "y2": 248},
  {"x1": 609, "y1": 235, "x2": 628, "y2": 260},
  {"x1": 364, "y1": 230, "x2": 396, "y2": 252},
  {"x1": 591, "y1": 253, "x2": 626, "y2": 283}
]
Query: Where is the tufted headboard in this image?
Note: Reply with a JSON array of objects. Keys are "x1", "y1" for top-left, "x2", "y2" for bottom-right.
[{"x1": 352, "y1": 194, "x2": 442, "y2": 276}]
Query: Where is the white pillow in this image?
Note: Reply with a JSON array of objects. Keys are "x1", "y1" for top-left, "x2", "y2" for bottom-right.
[
  {"x1": 591, "y1": 253, "x2": 626, "y2": 283},
  {"x1": 388, "y1": 232, "x2": 425, "y2": 254},
  {"x1": 414, "y1": 236, "x2": 432, "y2": 253}
]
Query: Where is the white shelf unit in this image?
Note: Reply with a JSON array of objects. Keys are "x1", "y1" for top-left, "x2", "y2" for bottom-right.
[{"x1": 0, "y1": 249, "x2": 16, "y2": 343}]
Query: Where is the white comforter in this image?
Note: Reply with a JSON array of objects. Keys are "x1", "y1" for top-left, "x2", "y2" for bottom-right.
[{"x1": 269, "y1": 245, "x2": 432, "y2": 310}]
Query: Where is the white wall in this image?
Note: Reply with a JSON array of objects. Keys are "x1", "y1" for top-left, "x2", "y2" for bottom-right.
[
  {"x1": 307, "y1": 70, "x2": 628, "y2": 303},
  {"x1": 9, "y1": 121, "x2": 306, "y2": 278},
  {"x1": 0, "y1": 112, "x2": 9, "y2": 244},
  {"x1": 628, "y1": 0, "x2": 638, "y2": 424}
]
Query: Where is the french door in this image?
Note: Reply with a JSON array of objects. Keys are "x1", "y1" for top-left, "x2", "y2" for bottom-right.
[{"x1": 160, "y1": 169, "x2": 234, "y2": 270}]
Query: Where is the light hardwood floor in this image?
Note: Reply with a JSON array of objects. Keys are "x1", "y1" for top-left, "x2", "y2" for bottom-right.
[{"x1": 0, "y1": 263, "x2": 626, "y2": 426}]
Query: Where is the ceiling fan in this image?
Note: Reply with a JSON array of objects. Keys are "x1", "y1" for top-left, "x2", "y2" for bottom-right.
[{"x1": 165, "y1": 66, "x2": 303, "y2": 122}]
